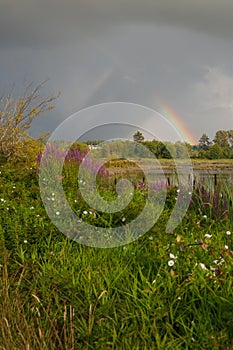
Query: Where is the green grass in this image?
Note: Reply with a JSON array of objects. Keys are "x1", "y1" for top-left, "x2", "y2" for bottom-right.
[{"x1": 0, "y1": 161, "x2": 233, "y2": 349}]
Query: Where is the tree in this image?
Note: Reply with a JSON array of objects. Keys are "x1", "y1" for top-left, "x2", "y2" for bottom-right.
[
  {"x1": 198, "y1": 133, "x2": 212, "y2": 151},
  {"x1": 213, "y1": 130, "x2": 229, "y2": 149},
  {"x1": 0, "y1": 81, "x2": 57, "y2": 160},
  {"x1": 133, "y1": 131, "x2": 144, "y2": 143},
  {"x1": 209, "y1": 144, "x2": 222, "y2": 159},
  {"x1": 213, "y1": 130, "x2": 231, "y2": 158},
  {"x1": 227, "y1": 130, "x2": 233, "y2": 149}
]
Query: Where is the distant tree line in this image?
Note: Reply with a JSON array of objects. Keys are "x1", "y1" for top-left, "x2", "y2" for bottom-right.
[
  {"x1": 197, "y1": 130, "x2": 233, "y2": 159},
  {"x1": 85, "y1": 130, "x2": 233, "y2": 159}
]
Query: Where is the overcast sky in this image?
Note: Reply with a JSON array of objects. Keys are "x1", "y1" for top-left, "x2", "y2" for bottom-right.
[{"x1": 1, "y1": 0, "x2": 233, "y2": 144}]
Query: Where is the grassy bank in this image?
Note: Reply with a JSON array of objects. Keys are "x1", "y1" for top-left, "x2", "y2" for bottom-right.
[{"x1": 0, "y1": 160, "x2": 233, "y2": 349}]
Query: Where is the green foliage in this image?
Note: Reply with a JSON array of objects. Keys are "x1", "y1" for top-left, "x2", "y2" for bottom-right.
[
  {"x1": 209, "y1": 144, "x2": 222, "y2": 159},
  {"x1": 0, "y1": 160, "x2": 233, "y2": 349},
  {"x1": 133, "y1": 130, "x2": 145, "y2": 143},
  {"x1": 0, "y1": 81, "x2": 57, "y2": 162},
  {"x1": 199, "y1": 133, "x2": 212, "y2": 151}
]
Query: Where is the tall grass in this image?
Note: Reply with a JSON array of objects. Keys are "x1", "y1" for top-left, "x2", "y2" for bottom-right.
[{"x1": 0, "y1": 158, "x2": 233, "y2": 349}]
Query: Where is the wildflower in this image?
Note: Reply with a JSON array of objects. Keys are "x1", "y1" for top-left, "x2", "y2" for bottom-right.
[
  {"x1": 213, "y1": 258, "x2": 224, "y2": 265},
  {"x1": 122, "y1": 217, "x2": 126, "y2": 222},
  {"x1": 188, "y1": 191, "x2": 192, "y2": 195},
  {"x1": 199, "y1": 263, "x2": 207, "y2": 270},
  {"x1": 52, "y1": 193, "x2": 55, "y2": 196},
  {"x1": 6, "y1": 207, "x2": 9, "y2": 210},
  {"x1": 226, "y1": 230, "x2": 231, "y2": 236},
  {"x1": 148, "y1": 236, "x2": 153, "y2": 240},
  {"x1": 24, "y1": 240, "x2": 28, "y2": 243},
  {"x1": 51, "y1": 197, "x2": 55, "y2": 201},
  {"x1": 56, "y1": 211, "x2": 60, "y2": 216},
  {"x1": 30, "y1": 206, "x2": 34, "y2": 210},
  {"x1": 1, "y1": 198, "x2": 4, "y2": 202},
  {"x1": 225, "y1": 245, "x2": 229, "y2": 249},
  {"x1": 169, "y1": 253, "x2": 176, "y2": 259},
  {"x1": 177, "y1": 189, "x2": 180, "y2": 193},
  {"x1": 204, "y1": 234, "x2": 212, "y2": 239},
  {"x1": 203, "y1": 215, "x2": 207, "y2": 219},
  {"x1": 83, "y1": 210, "x2": 88, "y2": 215},
  {"x1": 168, "y1": 260, "x2": 175, "y2": 267}
]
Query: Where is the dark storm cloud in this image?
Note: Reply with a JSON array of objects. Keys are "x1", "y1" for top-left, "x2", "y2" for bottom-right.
[{"x1": 1, "y1": 0, "x2": 233, "y2": 48}]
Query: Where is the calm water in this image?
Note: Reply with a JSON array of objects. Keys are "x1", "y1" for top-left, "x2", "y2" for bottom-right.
[{"x1": 146, "y1": 169, "x2": 233, "y2": 187}]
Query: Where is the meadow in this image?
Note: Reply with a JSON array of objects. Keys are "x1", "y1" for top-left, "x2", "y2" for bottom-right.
[{"x1": 0, "y1": 147, "x2": 233, "y2": 349}]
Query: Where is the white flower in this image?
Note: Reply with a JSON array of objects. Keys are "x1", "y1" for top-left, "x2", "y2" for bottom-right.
[
  {"x1": 168, "y1": 260, "x2": 175, "y2": 267},
  {"x1": 30, "y1": 206, "x2": 34, "y2": 210},
  {"x1": 148, "y1": 236, "x2": 153, "y2": 240},
  {"x1": 1, "y1": 198, "x2": 4, "y2": 202},
  {"x1": 56, "y1": 211, "x2": 60, "y2": 216},
  {"x1": 225, "y1": 245, "x2": 229, "y2": 249},
  {"x1": 51, "y1": 197, "x2": 55, "y2": 201},
  {"x1": 83, "y1": 210, "x2": 88, "y2": 215},
  {"x1": 169, "y1": 253, "x2": 176, "y2": 259},
  {"x1": 188, "y1": 191, "x2": 192, "y2": 195},
  {"x1": 177, "y1": 189, "x2": 180, "y2": 193},
  {"x1": 203, "y1": 215, "x2": 207, "y2": 219},
  {"x1": 13, "y1": 186, "x2": 16, "y2": 189},
  {"x1": 226, "y1": 231, "x2": 231, "y2": 236},
  {"x1": 199, "y1": 263, "x2": 207, "y2": 270},
  {"x1": 204, "y1": 234, "x2": 212, "y2": 239},
  {"x1": 74, "y1": 200, "x2": 77, "y2": 203},
  {"x1": 24, "y1": 240, "x2": 28, "y2": 243},
  {"x1": 6, "y1": 207, "x2": 9, "y2": 210},
  {"x1": 52, "y1": 193, "x2": 55, "y2": 196},
  {"x1": 122, "y1": 217, "x2": 126, "y2": 222}
]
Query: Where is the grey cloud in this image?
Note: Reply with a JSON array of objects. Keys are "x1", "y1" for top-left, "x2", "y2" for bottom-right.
[{"x1": 1, "y1": 0, "x2": 233, "y2": 48}]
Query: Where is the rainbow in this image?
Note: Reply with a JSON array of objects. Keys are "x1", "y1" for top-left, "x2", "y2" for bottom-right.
[{"x1": 158, "y1": 100, "x2": 197, "y2": 145}]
